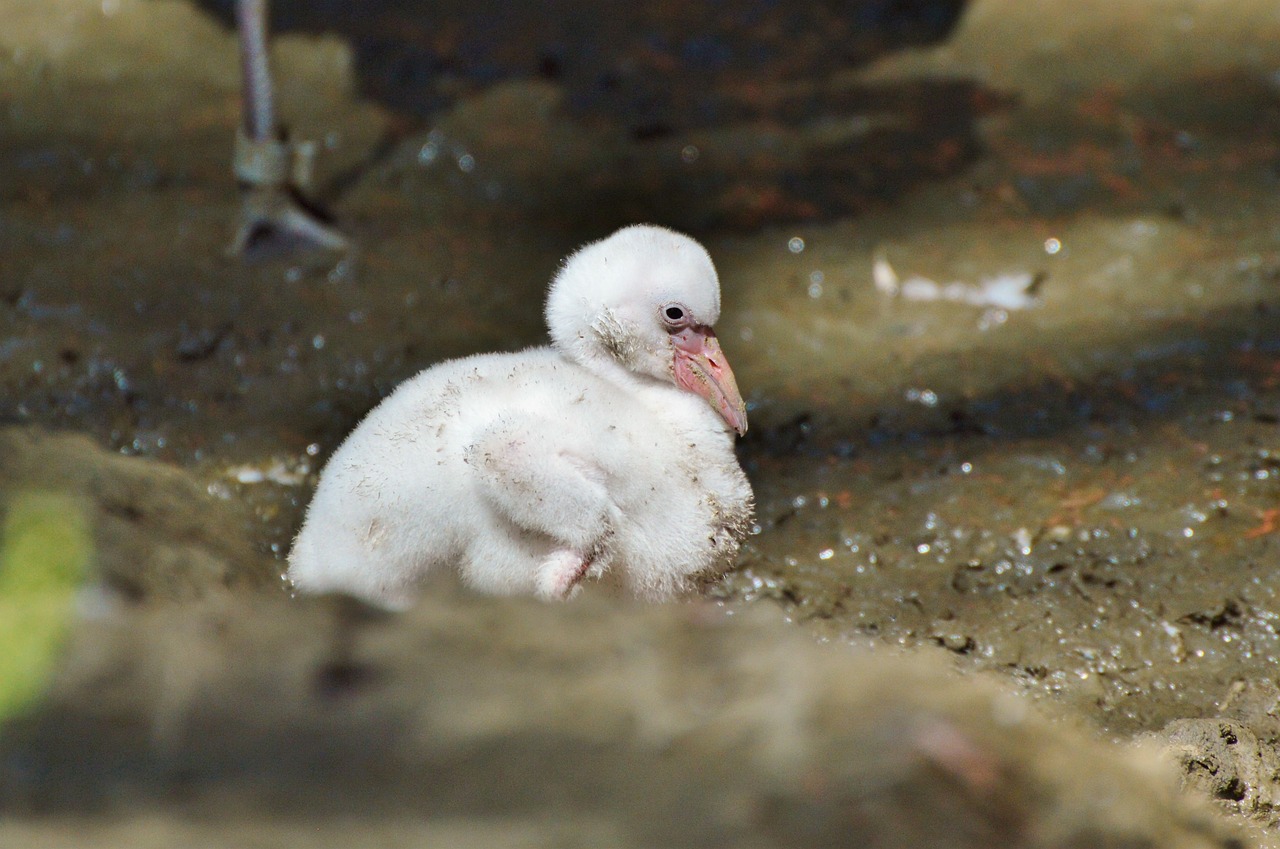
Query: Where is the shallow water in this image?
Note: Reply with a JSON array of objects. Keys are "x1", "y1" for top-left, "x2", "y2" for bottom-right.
[{"x1": 5, "y1": 0, "x2": 1280, "y2": 841}]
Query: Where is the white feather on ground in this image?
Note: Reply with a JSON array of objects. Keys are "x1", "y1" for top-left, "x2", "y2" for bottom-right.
[{"x1": 873, "y1": 255, "x2": 1042, "y2": 310}]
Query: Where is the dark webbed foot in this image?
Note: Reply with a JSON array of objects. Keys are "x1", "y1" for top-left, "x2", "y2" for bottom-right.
[{"x1": 227, "y1": 132, "x2": 348, "y2": 257}]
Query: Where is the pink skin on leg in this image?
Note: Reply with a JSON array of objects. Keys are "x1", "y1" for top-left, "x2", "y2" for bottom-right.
[{"x1": 537, "y1": 550, "x2": 594, "y2": 600}]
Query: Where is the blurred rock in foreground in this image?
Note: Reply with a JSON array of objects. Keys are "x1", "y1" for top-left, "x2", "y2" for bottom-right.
[
  {"x1": 0, "y1": 586, "x2": 1244, "y2": 849},
  {"x1": 0, "y1": 427, "x2": 276, "y2": 599}
]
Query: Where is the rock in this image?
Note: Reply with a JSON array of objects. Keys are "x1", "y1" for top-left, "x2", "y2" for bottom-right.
[
  {"x1": 1144, "y1": 681, "x2": 1280, "y2": 828},
  {"x1": 0, "y1": 427, "x2": 278, "y2": 600},
  {"x1": 0, "y1": 587, "x2": 1245, "y2": 849},
  {"x1": 1152, "y1": 718, "x2": 1280, "y2": 815}
]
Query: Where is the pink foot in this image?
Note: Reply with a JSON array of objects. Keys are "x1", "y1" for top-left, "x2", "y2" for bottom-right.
[{"x1": 536, "y1": 550, "x2": 593, "y2": 600}]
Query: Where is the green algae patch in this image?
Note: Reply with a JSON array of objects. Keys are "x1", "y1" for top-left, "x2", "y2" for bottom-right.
[{"x1": 0, "y1": 490, "x2": 91, "y2": 723}]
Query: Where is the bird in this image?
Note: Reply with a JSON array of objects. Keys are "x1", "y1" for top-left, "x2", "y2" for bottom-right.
[{"x1": 287, "y1": 224, "x2": 754, "y2": 608}]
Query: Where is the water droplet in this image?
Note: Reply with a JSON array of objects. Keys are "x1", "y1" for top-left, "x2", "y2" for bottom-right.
[
  {"x1": 1044, "y1": 237, "x2": 1061, "y2": 255},
  {"x1": 977, "y1": 308, "x2": 1009, "y2": 331},
  {"x1": 905, "y1": 388, "x2": 939, "y2": 407},
  {"x1": 457, "y1": 153, "x2": 476, "y2": 173},
  {"x1": 1012, "y1": 527, "x2": 1033, "y2": 555},
  {"x1": 818, "y1": 548, "x2": 834, "y2": 560},
  {"x1": 680, "y1": 145, "x2": 699, "y2": 163},
  {"x1": 788, "y1": 237, "x2": 805, "y2": 254},
  {"x1": 327, "y1": 259, "x2": 352, "y2": 284},
  {"x1": 312, "y1": 334, "x2": 326, "y2": 350}
]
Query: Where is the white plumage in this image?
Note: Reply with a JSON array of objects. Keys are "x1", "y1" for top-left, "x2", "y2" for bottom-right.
[{"x1": 288, "y1": 225, "x2": 754, "y2": 608}]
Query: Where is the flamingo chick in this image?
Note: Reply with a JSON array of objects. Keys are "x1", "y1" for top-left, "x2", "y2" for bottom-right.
[{"x1": 288, "y1": 225, "x2": 754, "y2": 607}]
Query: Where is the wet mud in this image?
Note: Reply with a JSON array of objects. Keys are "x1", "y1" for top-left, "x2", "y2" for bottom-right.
[{"x1": 4, "y1": 0, "x2": 1280, "y2": 844}]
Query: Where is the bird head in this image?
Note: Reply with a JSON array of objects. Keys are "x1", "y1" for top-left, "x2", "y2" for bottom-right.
[{"x1": 546, "y1": 225, "x2": 748, "y2": 435}]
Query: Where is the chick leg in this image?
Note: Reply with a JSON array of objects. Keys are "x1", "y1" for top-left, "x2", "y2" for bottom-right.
[
  {"x1": 466, "y1": 415, "x2": 619, "y2": 597},
  {"x1": 535, "y1": 549, "x2": 595, "y2": 600}
]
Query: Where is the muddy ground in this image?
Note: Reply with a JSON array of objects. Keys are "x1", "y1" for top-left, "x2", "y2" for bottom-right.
[{"x1": 4, "y1": 0, "x2": 1280, "y2": 845}]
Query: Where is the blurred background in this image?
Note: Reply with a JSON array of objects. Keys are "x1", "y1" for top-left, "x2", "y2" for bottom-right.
[{"x1": 4, "y1": 0, "x2": 1280, "y2": 845}]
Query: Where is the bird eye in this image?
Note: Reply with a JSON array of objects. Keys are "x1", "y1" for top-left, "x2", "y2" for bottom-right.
[{"x1": 661, "y1": 304, "x2": 687, "y2": 326}]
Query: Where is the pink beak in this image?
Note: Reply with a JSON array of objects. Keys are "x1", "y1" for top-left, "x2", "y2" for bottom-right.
[{"x1": 672, "y1": 326, "x2": 748, "y2": 435}]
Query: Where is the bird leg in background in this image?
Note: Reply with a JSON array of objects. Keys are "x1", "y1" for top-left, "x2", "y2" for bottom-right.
[{"x1": 228, "y1": 0, "x2": 348, "y2": 256}]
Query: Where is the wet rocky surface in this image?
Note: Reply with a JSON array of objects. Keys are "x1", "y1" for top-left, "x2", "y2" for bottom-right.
[{"x1": 5, "y1": 0, "x2": 1280, "y2": 844}]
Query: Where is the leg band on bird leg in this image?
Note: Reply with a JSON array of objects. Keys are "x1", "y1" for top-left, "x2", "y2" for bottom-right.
[{"x1": 227, "y1": 130, "x2": 349, "y2": 256}]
